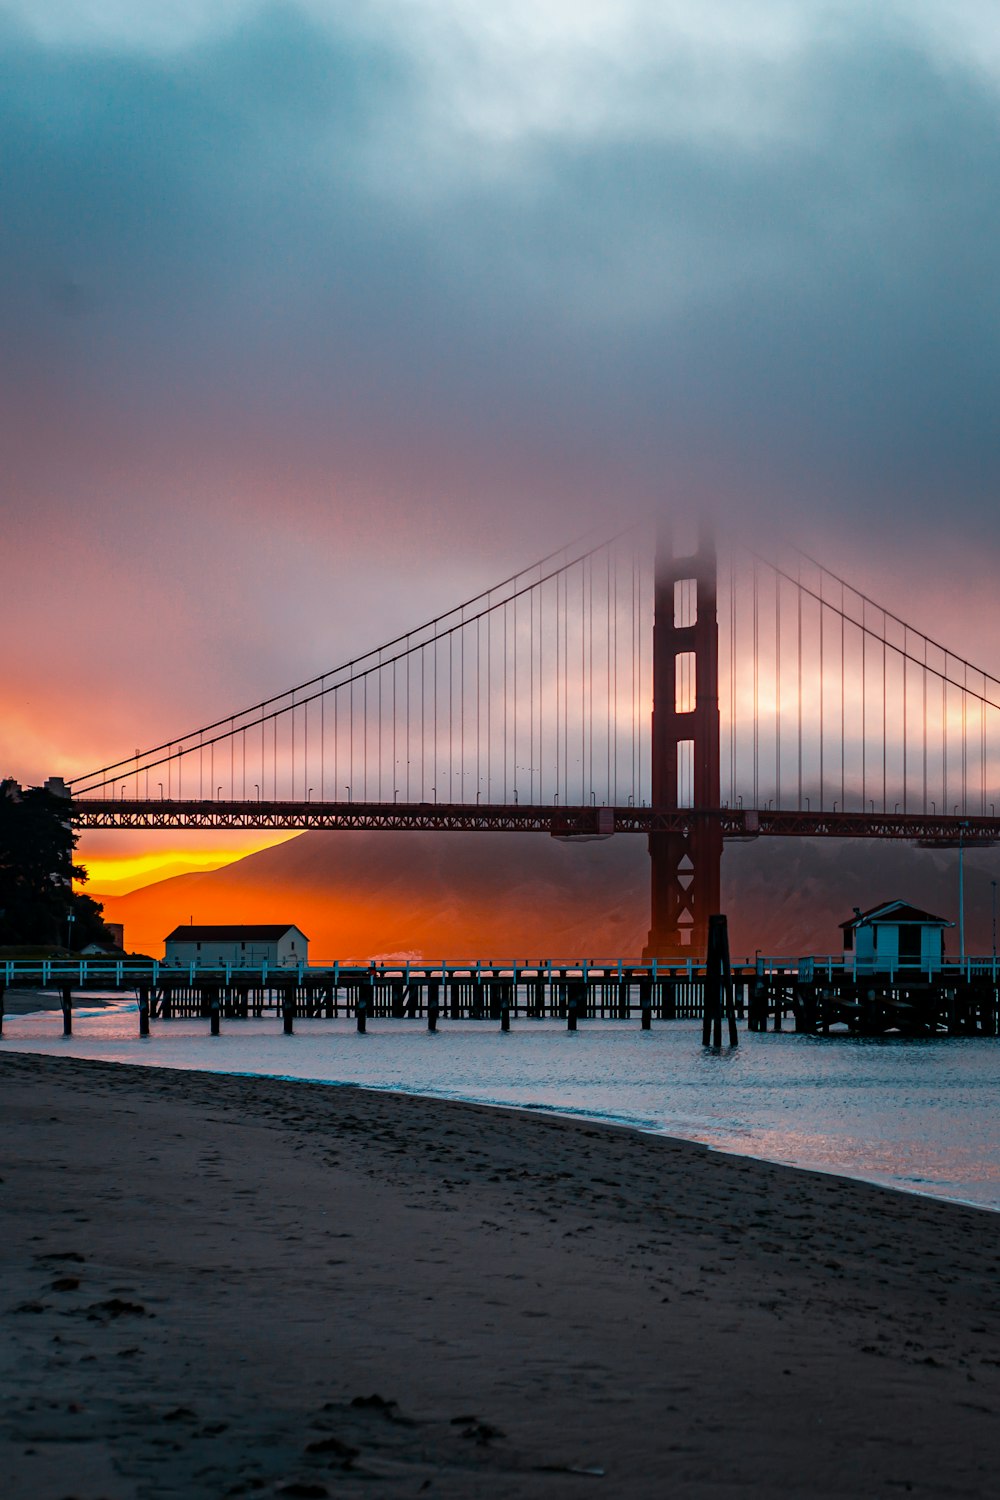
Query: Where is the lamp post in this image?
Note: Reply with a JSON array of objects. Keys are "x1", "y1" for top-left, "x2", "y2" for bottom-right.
[
  {"x1": 992, "y1": 879, "x2": 997, "y2": 963},
  {"x1": 65, "y1": 910, "x2": 75, "y2": 954}
]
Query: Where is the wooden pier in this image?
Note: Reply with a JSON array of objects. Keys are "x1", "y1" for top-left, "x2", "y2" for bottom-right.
[
  {"x1": 3, "y1": 958, "x2": 1000, "y2": 1037},
  {"x1": 749, "y1": 971, "x2": 1000, "y2": 1038},
  {"x1": 141, "y1": 964, "x2": 720, "y2": 1025}
]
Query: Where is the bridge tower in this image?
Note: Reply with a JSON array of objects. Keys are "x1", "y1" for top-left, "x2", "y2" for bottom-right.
[{"x1": 644, "y1": 522, "x2": 723, "y2": 960}]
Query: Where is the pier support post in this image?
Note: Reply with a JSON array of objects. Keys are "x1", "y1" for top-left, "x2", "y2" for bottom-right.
[
  {"x1": 209, "y1": 988, "x2": 221, "y2": 1036},
  {"x1": 282, "y1": 988, "x2": 295, "y2": 1035},
  {"x1": 500, "y1": 998, "x2": 510, "y2": 1032},
  {"x1": 703, "y1": 914, "x2": 738, "y2": 1048},
  {"x1": 61, "y1": 983, "x2": 72, "y2": 1037},
  {"x1": 428, "y1": 991, "x2": 440, "y2": 1032},
  {"x1": 356, "y1": 997, "x2": 367, "y2": 1033},
  {"x1": 567, "y1": 995, "x2": 578, "y2": 1031},
  {"x1": 0, "y1": 982, "x2": 5, "y2": 1036},
  {"x1": 138, "y1": 987, "x2": 150, "y2": 1038}
]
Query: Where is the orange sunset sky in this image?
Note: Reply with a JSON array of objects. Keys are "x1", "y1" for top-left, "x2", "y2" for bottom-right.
[{"x1": 6, "y1": 3, "x2": 1000, "y2": 954}]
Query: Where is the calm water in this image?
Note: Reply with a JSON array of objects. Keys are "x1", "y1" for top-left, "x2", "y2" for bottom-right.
[{"x1": 5, "y1": 1001, "x2": 999, "y2": 1211}]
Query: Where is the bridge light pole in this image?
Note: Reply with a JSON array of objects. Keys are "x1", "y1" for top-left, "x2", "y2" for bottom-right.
[
  {"x1": 254, "y1": 783, "x2": 260, "y2": 800},
  {"x1": 345, "y1": 786, "x2": 351, "y2": 803},
  {"x1": 158, "y1": 782, "x2": 163, "y2": 799}
]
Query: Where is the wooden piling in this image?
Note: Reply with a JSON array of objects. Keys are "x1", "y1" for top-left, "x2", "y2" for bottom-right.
[
  {"x1": 60, "y1": 983, "x2": 72, "y2": 1037},
  {"x1": 356, "y1": 997, "x2": 367, "y2": 1033},
  {"x1": 138, "y1": 987, "x2": 150, "y2": 1037},
  {"x1": 282, "y1": 987, "x2": 295, "y2": 1035},
  {"x1": 704, "y1": 915, "x2": 738, "y2": 1047}
]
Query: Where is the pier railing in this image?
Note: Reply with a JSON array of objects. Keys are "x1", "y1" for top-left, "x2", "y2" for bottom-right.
[{"x1": 3, "y1": 955, "x2": 1000, "y2": 988}]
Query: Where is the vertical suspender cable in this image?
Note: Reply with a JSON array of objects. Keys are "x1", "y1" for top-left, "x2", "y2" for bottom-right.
[
  {"x1": 797, "y1": 562, "x2": 802, "y2": 809},
  {"x1": 922, "y1": 639, "x2": 927, "y2": 816},
  {"x1": 819, "y1": 577, "x2": 824, "y2": 811},
  {"x1": 841, "y1": 582, "x2": 846, "y2": 811},
  {"x1": 881, "y1": 610, "x2": 886, "y2": 813},
  {"x1": 752, "y1": 559, "x2": 759, "y2": 809},
  {"x1": 775, "y1": 568, "x2": 781, "y2": 810},
  {"x1": 902, "y1": 626, "x2": 907, "y2": 814},
  {"x1": 962, "y1": 662, "x2": 968, "y2": 814},
  {"x1": 730, "y1": 551, "x2": 736, "y2": 805}
]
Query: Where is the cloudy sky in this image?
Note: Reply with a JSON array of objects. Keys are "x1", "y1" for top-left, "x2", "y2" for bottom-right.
[{"x1": 4, "y1": 1, "x2": 1000, "y2": 885}]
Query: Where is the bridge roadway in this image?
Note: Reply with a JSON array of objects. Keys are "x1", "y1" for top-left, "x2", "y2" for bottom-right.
[{"x1": 70, "y1": 797, "x2": 1000, "y2": 844}]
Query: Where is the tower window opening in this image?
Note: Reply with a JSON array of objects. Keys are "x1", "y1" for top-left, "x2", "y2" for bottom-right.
[
  {"x1": 674, "y1": 578, "x2": 697, "y2": 628},
  {"x1": 677, "y1": 738, "x2": 695, "y2": 808},
  {"x1": 675, "y1": 652, "x2": 696, "y2": 714}
]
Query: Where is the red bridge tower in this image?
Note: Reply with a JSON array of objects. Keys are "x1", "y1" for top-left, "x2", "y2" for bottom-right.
[{"x1": 644, "y1": 523, "x2": 723, "y2": 959}]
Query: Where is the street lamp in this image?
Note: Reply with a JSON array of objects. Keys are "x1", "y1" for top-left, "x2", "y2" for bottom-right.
[
  {"x1": 345, "y1": 786, "x2": 351, "y2": 803},
  {"x1": 65, "y1": 910, "x2": 75, "y2": 953}
]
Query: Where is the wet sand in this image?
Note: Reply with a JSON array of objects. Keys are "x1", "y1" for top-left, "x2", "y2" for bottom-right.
[{"x1": 2, "y1": 1052, "x2": 999, "y2": 1498}]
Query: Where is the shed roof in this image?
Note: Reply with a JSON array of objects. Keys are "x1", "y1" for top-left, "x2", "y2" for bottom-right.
[
  {"x1": 164, "y1": 924, "x2": 308, "y2": 943},
  {"x1": 840, "y1": 901, "x2": 953, "y2": 931}
]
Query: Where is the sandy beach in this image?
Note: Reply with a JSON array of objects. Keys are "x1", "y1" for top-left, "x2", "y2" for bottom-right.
[{"x1": 2, "y1": 1053, "x2": 999, "y2": 1498}]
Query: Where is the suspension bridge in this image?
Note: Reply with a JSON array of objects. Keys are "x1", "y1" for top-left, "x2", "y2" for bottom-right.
[{"x1": 51, "y1": 521, "x2": 1000, "y2": 959}]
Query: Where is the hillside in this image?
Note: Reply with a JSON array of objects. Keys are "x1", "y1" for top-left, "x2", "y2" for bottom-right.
[{"x1": 94, "y1": 830, "x2": 998, "y2": 962}]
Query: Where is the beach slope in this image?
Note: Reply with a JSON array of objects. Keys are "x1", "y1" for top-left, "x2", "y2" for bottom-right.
[{"x1": 2, "y1": 1053, "x2": 999, "y2": 1498}]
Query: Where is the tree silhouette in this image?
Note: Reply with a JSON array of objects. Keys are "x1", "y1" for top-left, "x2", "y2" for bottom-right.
[{"x1": 0, "y1": 780, "x2": 112, "y2": 949}]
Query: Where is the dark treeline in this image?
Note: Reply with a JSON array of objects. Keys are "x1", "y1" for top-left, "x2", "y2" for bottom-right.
[{"x1": 0, "y1": 780, "x2": 110, "y2": 950}]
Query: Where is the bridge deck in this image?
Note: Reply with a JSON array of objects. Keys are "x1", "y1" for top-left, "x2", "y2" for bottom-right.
[{"x1": 67, "y1": 797, "x2": 1000, "y2": 843}]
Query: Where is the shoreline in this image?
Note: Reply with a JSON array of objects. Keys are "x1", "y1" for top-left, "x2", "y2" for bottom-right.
[
  {"x1": 3, "y1": 1050, "x2": 1000, "y2": 1497},
  {"x1": 3, "y1": 1004, "x2": 998, "y2": 1214}
]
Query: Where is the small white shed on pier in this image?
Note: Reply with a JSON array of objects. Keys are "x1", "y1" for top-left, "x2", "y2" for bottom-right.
[
  {"x1": 163, "y1": 924, "x2": 308, "y2": 968},
  {"x1": 840, "y1": 901, "x2": 952, "y2": 972}
]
